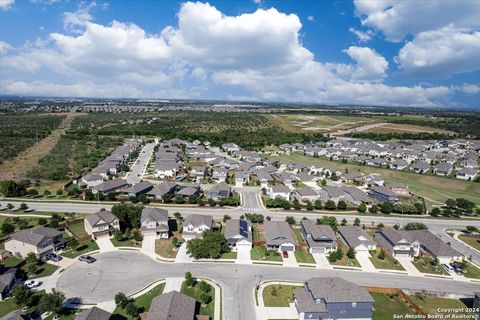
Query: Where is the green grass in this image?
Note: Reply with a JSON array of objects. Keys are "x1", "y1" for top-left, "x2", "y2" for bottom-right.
[
  {"x1": 411, "y1": 296, "x2": 474, "y2": 316},
  {"x1": 292, "y1": 228, "x2": 305, "y2": 243},
  {"x1": 412, "y1": 257, "x2": 448, "y2": 275},
  {"x1": 462, "y1": 261, "x2": 480, "y2": 279},
  {"x1": 369, "y1": 251, "x2": 404, "y2": 270},
  {"x1": 250, "y1": 246, "x2": 282, "y2": 262},
  {"x1": 371, "y1": 293, "x2": 411, "y2": 320},
  {"x1": 269, "y1": 153, "x2": 480, "y2": 206},
  {"x1": 61, "y1": 240, "x2": 99, "y2": 258},
  {"x1": 24, "y1": 261, "x2": 58, "y2": 279},
  {"x1": 262, "y1": 284, "x2": 302, "y2": 307},
  {"x1": 66, "y1": 221, "x2": 88, "y2": 237},
  {"x1": 112, "y1": 283, "x2": 165, "y2": 317},
  {"x1": 0, "y1": 298, "x2": 20, "y2": 318},
  {"x1": 181, "y1": 280, "x2": 215, "y2": 318},
  {"x1": 111, "y1": 238, "x2": 141, "y2": 247},
  {"x1": 458, "y1": 234, "x2": 480, "y2": 251},
  {"x1": 3, "y1": 256, "x2": 23, "y2": 268},
  {"x1": 220, "y1": 251, "x2": 237, "y2": 259},
  {"x1": 294, "y1": 250, "x2": 315, "y2": 264},
  {"x1": 44, "y1": 313, "x2": 76, "y2": 320}
]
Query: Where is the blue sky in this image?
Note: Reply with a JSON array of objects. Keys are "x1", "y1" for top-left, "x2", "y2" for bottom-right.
[{"x1": 0, "y1": 0, "x2": 479, "y2": 109}]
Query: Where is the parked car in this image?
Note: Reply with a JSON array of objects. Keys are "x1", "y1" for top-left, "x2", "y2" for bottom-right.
[
  {"x1": 79, "y1": 255, "x2": 96, "y2": 263},
  {"x1": 442, "y1": 263, "x2": 455, "y2": 273},
  {"x1": 282, "y1": 251, "x2": 289, "y2": 258},
  {"x1": 45, "y1": 253, "x2": 62, "y2": 262},
  {"x1": 24, "y1": 280, "x2": 42, "y2": 288}
]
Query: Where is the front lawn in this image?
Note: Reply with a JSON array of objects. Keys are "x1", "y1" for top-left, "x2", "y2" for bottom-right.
[
  {"x1": 0, "y1": 298, "x2": 20, "y2": 318},
  {"x1": 294, "y1": 250, "x2": 315, "y2": 264},
  {"x1": 369, "y1": 251, "x2": 404, "y2": 270},
  {"x1": 22, "y1": 260, "x2": 58, "y2": 279},
  {"x1": 371, "y1": 292, "x2": 411, "y2": 320},
  {"x1": 411, "y1": 296, "x2": 474, "y2": 316},
  {"x1": 61, "y1": 240, "x2": 99, "y2": 258},
  {"x1": 220, "y1": 251, "x2": 237, "y2": 259},
  {"x1": 262, "y1": 284, "x2": 302, "y2": 307},
  {"x1": 111, "y1": 238, "x2": 141, "y2": 248},
  {"x1": 292, "y1": 228, "x2": 305, "y2": 243},
  {"x1": 66, "y1": 221, "x2": 88, "y2": 238},
  {"x1": 458, "y1": 234, "x2": 480, "y2": 251},
  {"x1": 112, "y1": 283, "x2": 165, "y2": 317},
  {"x1": 412, "y1": 257, "x2": 448, "y2": 275},
  {"x1": 181, "y1": 281, "x2": 215, "y2": 318},
  {"x1": 3, "y1": 256, "x2": 24, "y2": 268},
  {"x1": 155, "y1": 239, "x2": 178, "y2": 259},
  {"x1": 250, "y1": 246, "x2": 282, "y2": 262},
  {"x1": 462, "y1": 261, "x2": 480, "y2": 279}
]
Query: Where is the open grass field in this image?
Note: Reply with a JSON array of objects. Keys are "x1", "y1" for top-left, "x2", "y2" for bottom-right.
[
  {"x1": 411, "y1": 296, "x2": 474, "y2": 316},
  {"x1": 262, "y1": 284, "x2": 302, "y2": 307},
  {"x1": 363, "y1": 123, "x2": 452, "y2": 134},
  {"x1": 269, "y1": 153, "x2": 480, "y2": 206},
  {"x1": 371, "y1": 292, "x2": 411, "y2": 320},
  {"x1": 458, "y1": 234, "x2": 480, "y2": 251},
  {"x1": 268, "y1": 114, "x2": 376, "y2": 133}
]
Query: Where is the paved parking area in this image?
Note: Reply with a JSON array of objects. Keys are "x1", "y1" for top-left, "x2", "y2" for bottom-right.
[
  {"x1": 235, "y1": 246, "x2": 252, "y2": 264},
  {"x1": 356, "y1": 251, "x2": 378, "y2": 272},
  {"x1": 96, "y1": 236, "x2": 116, "y2": 252},
  {"x1": 312, "y1": 252, "x2": 332, "y2": 269}
]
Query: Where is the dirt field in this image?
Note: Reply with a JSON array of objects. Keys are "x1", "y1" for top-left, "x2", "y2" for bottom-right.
[
  {"x1": 0, "y1": 112, "x2": 85, "y2": 180},
  {"x1": 363, "y1": 123, "x2": 452, "y2": 134}
]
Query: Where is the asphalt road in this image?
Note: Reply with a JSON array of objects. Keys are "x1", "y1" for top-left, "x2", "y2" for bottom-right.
[
  {"x1": 125, "y1": 142, "x2": 155, "y2": 184},
  {"x1": 56, "y1": 251, "x2": 480, "y2": 320}
]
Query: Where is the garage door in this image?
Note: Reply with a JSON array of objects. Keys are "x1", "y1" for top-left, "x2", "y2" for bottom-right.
[
  {"x1": 280, "y1": 245, "x2": 295, "y2": 251},
  {"x1": 311, "y1": 247, "x2": 325, "y2": 254},
  {"x1": 236, "y1": 242, "x2": 252, "y2": 250}
]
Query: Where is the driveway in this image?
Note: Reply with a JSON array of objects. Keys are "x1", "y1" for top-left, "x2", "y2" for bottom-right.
[
  {"x1": 312, "y1": 252, "x2": 333, "y2": 269},
  {"x1": 282, "y1": 252, "x2": 298, "y2": 267},
  {"x1": 163, "y1": 277, "x2": 184, "y2": 293},
  {"x1": 175, "y1": 242, "x2": 193, "y2": 263},
  {"x1": 141, "y1": 234, "x2": 156, "y2": 258},
  {"x1": 396, "y1": 257, "x2": 423, "y2": 276},
  {"x1": 95, "y1": 236, "x2": 116, "y2": 252},
  {"x1": 235, "y1": 246, "x2": 252, "y2": 265},
  {"x1": 356, "y1": 251, "x2": 378, "y2": 273}
]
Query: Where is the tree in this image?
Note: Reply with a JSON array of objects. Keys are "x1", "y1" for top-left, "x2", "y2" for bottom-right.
[
  {"x1": 1, "y1": 221, "x2": 15, "y2": 235},
  {"x1": 404, "y1": 223, "x2": 427, "y2": 231},
  {"x1": 324, "y1": 200, "x2": 336, "y2": 210},
  {"x1": 19, "y1": 203, "x2": 28, "y2": 211},
  {"x1": 56, "y1": 189, "x2": 63, "y2": 196},
  {"x1": 173, "y1": 212, "x2": 183, "y2": 221},
  {"x1": 292, "y1": 199, "x2": 301, "y2": 210},
  {"x1": 184, "y1": 272, "x2": 194, "y2": 287},
  {"x1": 341, "y1": 218, "x2": 347, "y2": 226},
  {"x1": 337, "y1": 200, "x2": 347, "y2": 210},
  {"x1": 430, "y1": 207, "x2": 441, "y2": 217},
  {"x1": 84, "y1": 189, "x2": 95, "y2": 201},
  {"x1": 271, "y1": 286, "x2": 277, "y2": 297},
  {"x1": 313, "y1": 200, "x2": 322, "y2": 209},
  {"x1": 466, "y1": 226, "x2": 478, "y2": 233},
  {"x1": 198, "y1": 280, "x2": 211, "y2": 293},
  {"x1": 223, "y1": 214, "x2": 231, "y2": 222},
  {"x1": 115, "y1": 292, "x2": 129, "y2": 308},
  {"x1": 456, "y1": 198, "x2": 475, "y2": 213},
  {"x1": 111, "y1": 203, "x2": 142, "y2": 230},
  {"x1": 358, "y1": 203, "x2": 367, "y2": 213},
  {"x1": 199, "y1": 291, "x2": 212, "y2": 306},
  {"x1": 393, "y1": 224, "x2": 400, "y2": 230},
  {"x1": 172, "y1": 237, "x2": 179, "y2": 247},
  {"x1": 108, "y1": 192, "x2": 117, "y2": 201},
  {"x1": 49, "y1": 213, "x2": 62, "y2": 228},
  {"x1": 306, "y1": 201, "x2": 314, "y2": 211},
  {"x1": 7, "y1": 203, "x2": 14, "y2": 210},
  {"x1": 26, "y1": 252, "x2": 38, "y2": 265},
  {"x1": 445, "y1": 198, "x2": 457, "y2": 208},
  {"x1": 285, "y1": 216, "x2": 296, "y2": 225},
  {"x1": 27, "y1": 189, "x2": 38, "y2": 197},
  {"x1": 39, "y1": 289, "x2": 65, "y2": 315},
  {"x1": 378, "y1": 250, "x2": 386, "y2": 260},
  {"x1": 67, "y1": 237, "x2": 79, "y2": 250},
  {"x1": 37, "y1": 217, "x2": 48, "y2": 225},
  {"x1": 0, "y1": 180, "x2": 26, "y2": 197},
  {"x1": 12, "y1": 285, "x2": 32, "y2": 306},
  {"x1": 43, "y1": 190, "x2": 51, "y2": 197},
  {"x1": 316, "y1": 216, "x2": 338, "y2": 232},
  {"x1": 187, "y1": 231, "x2": 230, "y2": 259},
  {"x1": 346, "y1": 248, "x2": 356, "y2": 259},
  {"x1": 353, "y1": 218, "x2": 361, "y2": 226},
  {"x1": 125, "y1": 301, "x2": 139, "y2": 319},
  {"x1": 380, "y1": 202, "x2": 393, "y2": 214}
]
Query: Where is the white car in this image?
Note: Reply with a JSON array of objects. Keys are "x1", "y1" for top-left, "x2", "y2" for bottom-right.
[{"x1": 24, "y1": 280, "x2": 42, "y2": 288}]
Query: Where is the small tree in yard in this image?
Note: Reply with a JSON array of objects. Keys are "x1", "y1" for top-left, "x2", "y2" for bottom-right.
[
  {"x1": 285, "y1": 216, "x2": 296, "y2": 225},
  {"x1": 115, "y1": 292, "x2": 129, "y2": 308},
  {"x1": 67, "y1": 237, "x2": 79, "y2": 250},
  {"x1": 43, "y1": 190, "x2": 51, "y2": 197},
  {"x1": 174, "y1": 212, "x2": 183, "y2": 221},
  {"x1": 358, "y1": 203, "x2": 367, "y2": 213},
  {"x1": 353, "y1": 218, "x2": 361, "y2": 226},
  {"x1": 56, "y1": 189, "x2": 63, "y2": 196},
  {"x1": 341, "y1": 218, "x2": 347, "y2": 226},
  {"x1": 19, "y1": 203, "x2": 28, "y2": 211},
  {"x1": 185, "y1": 272, "x2": 194, "y2": 287},
  {"x1": 347, "y1": 248, "x2": 356, "y2": 259},
  {"x1": 172, "y1": 237, "x2": 179, "y2": 247},
  {"x1": 337, "y1": 200, "x2": 347, "y2": 210},
  {"x1": 271, "y1": 286, "x2": 277, "y2": 297},
  {"x1": 199, "y1": 291, "x2": 211, "y2": 306},
  {"x1": 12, "y1": 285, "x2": 32, "y2": 306},
  {"x1": 314, "y1": 200, "x2": 322, "y2": 210},
  {"x1": 293, "y1": 199, "x2": 301, "y2": 210},
  {"x1": 125, "y1": 301, "x2": 139, "y2": 319},
  {"x1": 198, "y1": 280, "x2": 211, "y2": 293},
  {"x1": 378, "y1": 249, "x2": 386, "y2": 260},
  {"x1": 223, "y1": 214, "x2": 231, "y2": 222},
  {"x1": 324, "y1": 200, "x2": 336, "y2": 210},
  {"x1": 306, "y1": 201, "x2": 314, "y2": 211},
  {"x1": 39, "y1": 289, "x2": 65, "y2": 316},
  {"x1": 26, "y1": 252, "x2": 38, "y2": 265}
]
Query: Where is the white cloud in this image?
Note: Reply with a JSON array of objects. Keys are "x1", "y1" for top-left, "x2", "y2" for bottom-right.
[
  {"x1": 348, "y1": 27, "x2": 373, "y2": 42},
  {"x1": 0, "y1": 41, "x2": 12, "y2": 53},
  {"x1": 0, "y1": 0, "x2": 14, "y2": 10},
  {"x1": 396, "y1": 28, "x2": 480, "y2": 78},
  {"x1": 0, "y1": 1, "x2": 473, "y2": 106},
  {"x1": 344, "y1": 46, "x2": 388, "y2": 82},
  {"x1": 459, "y1": 84, "x2": 480, "y2": 95},
  {"x1": 31, "y1": 0, "x2": 61, "y2": 4},
  {"x1": 307, "y1": 15, "x2": 314, "y2": 22},
  {"x1": 354, "y1": 0, "x2": 480, "y2": 42}
]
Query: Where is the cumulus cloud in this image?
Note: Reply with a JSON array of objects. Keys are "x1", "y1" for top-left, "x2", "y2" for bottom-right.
[
  {"x1": 0, "y1": 41, "x2": 12, "y2": 53},
  {"x1": 307, "y1": 15, "x2": 314, "y2": 22},
  {"x1": 348, "y1": 27, "x2": 373, "y2": 42},
  {"x1": 0, "y1": 0, "x2": 14, "y2": 10},
  {"x1": 0, "y1": 1, "x2": 475, "y2": 106}
]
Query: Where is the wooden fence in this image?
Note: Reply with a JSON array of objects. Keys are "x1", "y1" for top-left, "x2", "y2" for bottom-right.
[{"x1": 364, "y1": 286, "x2": 428, "y2": 317}]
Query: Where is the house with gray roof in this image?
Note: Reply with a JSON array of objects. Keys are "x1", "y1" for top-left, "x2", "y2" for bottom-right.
[
  {"x1": 368, "y1": 185, "x2": 398, "y2": 203},
  {"x1": 143, "y1": 290, "x2": 196, "y2": 320},
  {"x1": 123, "y1": 181, "x2": 153, "y2": 197},
  {"x1": 225, "y1": 219, "x2": 252, "y2": 250},
  {"x1": 75, "y1": 307, "x2": 111, "y2": 320},
  {"x1": 390, "y1": 159, "x2": 409, "y2": 170},
  {"x1": 341, "y1": 186, "x2": 373, "y2": 205},
  {"x1": 147, "y1": 181, "x2": 178, "y2": 200},
  {"x1": 212, "y1": 167, "x2": 229, "y2": 182},
  {"x1": 0, "y1": 267, "x2": 16, "y2": 301},
  {"x1": 264, "y1": 221, "x2": 297, "y2": 252},
  {"x1": 208, "y1": 182, "x2": 232, "y2": 200},
  {"x1": 269, "y1": 185, "x2": 291, "y2": 200},
  {"x1": 301, "y1": 220, "x2": 336, "y2": 254},
  {"x1": 0, "y1": 311, "x2": 29, "y2": 320},
  {"x1": 80, "y1": 173, "x2": 104, "y2": 188},
  {"x1": 456, "y1": 167, "x2": 478, "y2": 181},
  {"x1": 410, "y1": 161, "x2": 430, "y2": 174},
  {"x1": 294, "y1": 277, "x2": 373, "y2": 320},
  {"x1": 292, "y1": 188, "x2": 318, "y2": 203},
  {"x1": 338, "y1": 226, "x2": 377, "y2": 253},
  {"x1": 84, "y1": 210, "x2": 120, "y2": 239},
  {"x1": 182, "y1": 214, "x2": 213, "y2": 240},
  {"x1": 375, "y1": 228, "x2": 464, "y2": 263},
  {"x1": 175, "y1": 185, "x2": 200, "y2": 198},
  {"x1": 92, "y1": 178, "x2": 128, "y2": 194},
  {"x1": 433, "y1": 162, "x2": 453, "y2": 176},
  {"x1": 4, "y1": 226, "x2": 64, "y2": 258},
  {"x1": 141, "y1": 208, "x2": 169, "y2": 238}
]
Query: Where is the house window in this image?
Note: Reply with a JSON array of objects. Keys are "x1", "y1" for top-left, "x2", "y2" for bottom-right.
[{"x1": 352, "y1": 302, "x2": 357, "y2": 308}]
